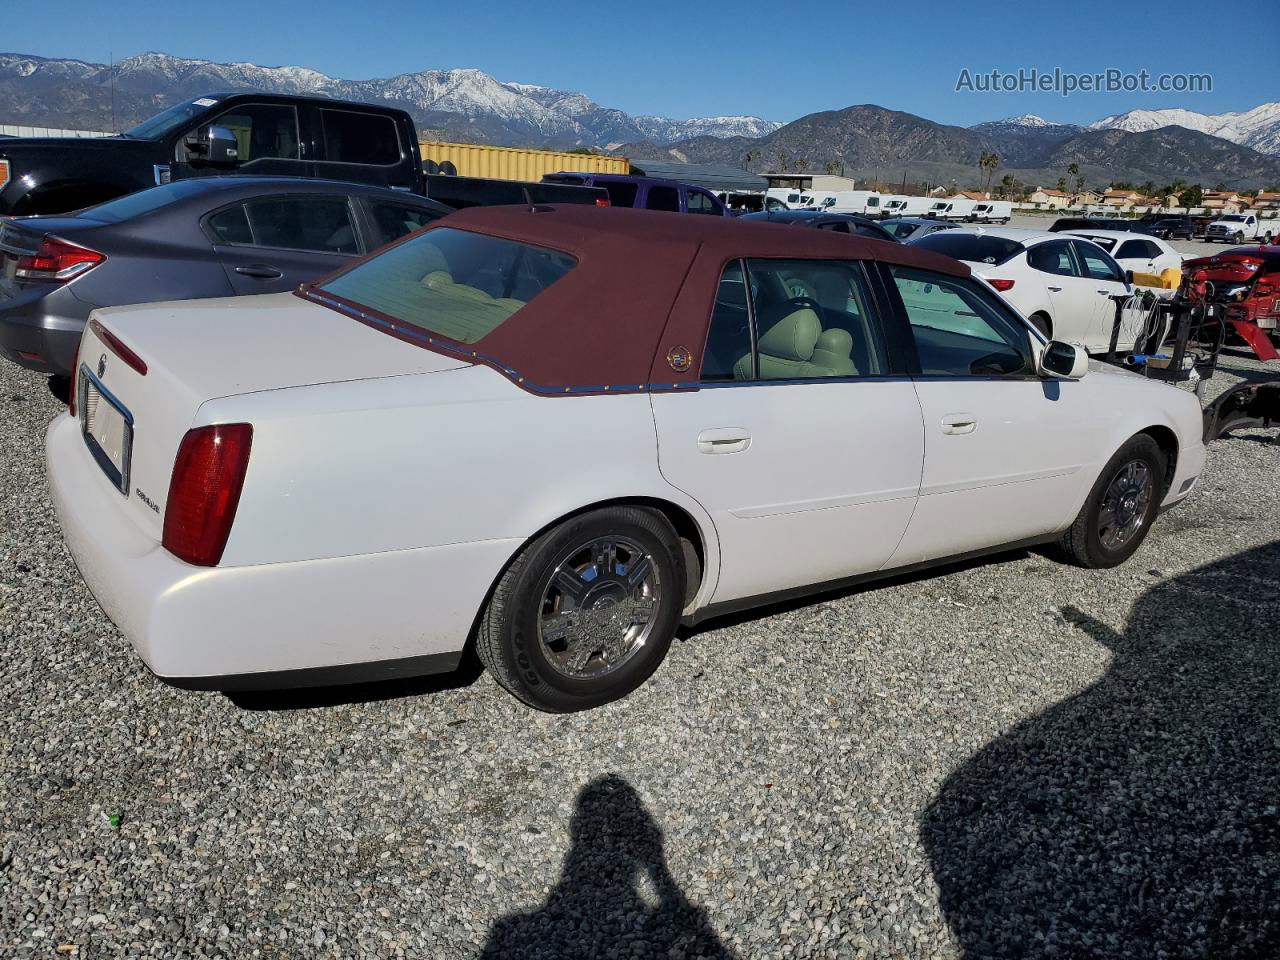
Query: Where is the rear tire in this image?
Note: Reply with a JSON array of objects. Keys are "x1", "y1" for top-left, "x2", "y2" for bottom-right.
[
  {"x1": 1056, "y1": 434, "x2": 1166, "y2": 569},
  {"x1": 475, "y1": 507, "x2": 685, "y2": 712}
]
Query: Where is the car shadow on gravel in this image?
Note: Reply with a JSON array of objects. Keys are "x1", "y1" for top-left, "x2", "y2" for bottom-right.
[
  {"x1": 477, "y1": 775, "x2": 734, "y2": 959},
  {"x1": 921, "y1": 540, "x2": 1280, "y2": 959}
]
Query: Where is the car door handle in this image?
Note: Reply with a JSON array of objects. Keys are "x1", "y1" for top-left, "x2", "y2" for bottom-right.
[
  {"x1": 1047, "y1": 285, "x2": 1063, "y2": 292},
  {"x1": 234, "y1": 264, "x2": 284, "y2": 279},
  {"x1": 697, "y1": 428, "x2": 751, "y2": 454},
  {"x1": 941, "y1": 414, "x2": 977, "y2": 435}
]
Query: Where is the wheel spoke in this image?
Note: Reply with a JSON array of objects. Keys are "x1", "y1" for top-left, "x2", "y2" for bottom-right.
[
  {"x1": 553, "y1": 568, "x2": 590, "y2": 606},
  {"x1": 624, "y1": 554, "x2": 653, "y2": 590},
  {"x1": 1098, "y1": 504, "x2": 1119, "y2": 531},
  {"x1": 540, "y1": 612, "x2": 575, "y2": 644},
  {"x1": 566, "y1": 635, "x2": 598, "y2": 673},
  {"x1": 593, "y1": 539, "x2": 619, "y2": 577}
]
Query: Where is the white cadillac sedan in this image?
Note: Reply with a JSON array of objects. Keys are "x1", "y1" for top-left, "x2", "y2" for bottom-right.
[
  {"x1": 48, "y1": 206, "x2": 1206, "y2": 711},
  {"x1": 909, "y1": 226, "x2": 1139, "y2": 352}
]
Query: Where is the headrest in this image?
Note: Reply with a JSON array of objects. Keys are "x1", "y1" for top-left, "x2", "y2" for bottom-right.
[
  {"x1": 813, "y1": 328, "x2": 853, "y2": 357},
  {"x1": 757, "y1": 308, "x2": 821, "y2": 362}
]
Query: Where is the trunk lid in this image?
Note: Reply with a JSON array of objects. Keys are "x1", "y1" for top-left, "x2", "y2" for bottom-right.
[{"x1": 74, "y1": 292, "x2": 470, "y2": 541}]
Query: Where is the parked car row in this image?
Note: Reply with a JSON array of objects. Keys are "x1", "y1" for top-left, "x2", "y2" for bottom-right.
[{"x1": 0, "y1": 89, "x2": 1215, "y2": 712}]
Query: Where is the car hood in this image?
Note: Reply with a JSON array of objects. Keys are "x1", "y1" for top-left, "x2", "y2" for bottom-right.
[{"x1": 90, "y1": 291, "x2": 472, "y2": 401}]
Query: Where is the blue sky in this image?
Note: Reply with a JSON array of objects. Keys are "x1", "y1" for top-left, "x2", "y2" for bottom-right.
[{"x1": 5, "y1": 0, "x2": 1275, "y2": 125}]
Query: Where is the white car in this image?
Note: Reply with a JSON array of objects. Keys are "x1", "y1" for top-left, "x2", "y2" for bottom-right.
[
  {"x1": 1063, "y1": 229, "x2": 1186, "y2": 280},
  {"x1": 47, "y1": 206, "x2": 1206, "y2": 711},
  {"x1": 910, "y1": 226, "x2": 1139, "y2": 351}
]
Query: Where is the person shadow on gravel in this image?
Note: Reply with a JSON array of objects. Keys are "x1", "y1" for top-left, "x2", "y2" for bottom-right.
[
  {"x1": 478, "y1": 774, "x2": 734, "y2": 959},
  {"x1": 921, "y1": 540, "x2": 1280, "y2": 959}
]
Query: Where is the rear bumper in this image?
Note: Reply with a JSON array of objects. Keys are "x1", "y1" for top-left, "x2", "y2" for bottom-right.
[
  {"x1": 47, "y1": 414, "x2": 519, "y2": 688},
  {"x1": 0, "y1": 285, "x2": 90, "y2": 375}
]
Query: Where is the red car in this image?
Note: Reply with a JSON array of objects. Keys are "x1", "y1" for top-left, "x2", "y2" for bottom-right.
[{"x1": 1182, "y1": 245, "x2": 1280, "y2": 361}]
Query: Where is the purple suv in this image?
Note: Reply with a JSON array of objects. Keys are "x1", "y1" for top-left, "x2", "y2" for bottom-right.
[{"x1": 541, "y1": 173, "x2": 732, "y2": 216}]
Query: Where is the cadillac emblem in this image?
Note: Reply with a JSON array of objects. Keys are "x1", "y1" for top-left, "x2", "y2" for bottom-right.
[
  {"x1": 96, "y1": 354, "x2": 107, "y2": 378},
  {"x1": 666, "y1": 345, "x2": 693, "y2": 373}
]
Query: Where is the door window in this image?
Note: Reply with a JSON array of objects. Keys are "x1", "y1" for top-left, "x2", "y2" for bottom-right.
[
  {"x1": 209, "y1": 104, "x2": 299, "y2": 162},
  {"x1": 686, "y1": 191, "x2": 720, "y2": 215},
  {"x1": 319, "y1": 109, "x2": 401, "y2": 166},
  {"x1": 1116, "y1": 238, "x2": 1159, "y2": 260},
  {"x1": 646, "y1": 186, "x2": 680, "y2": 212},
  {"x1": 890, "y1": 266, "x2": 1032, "y2": 377},
  {"x1": 367, "y1": 201, "x2": 443, "y2": 246},
  {"x1": 700, "y1": 259, "x2": 888, "y2": 382},
  {"x1": 600, "y1": 181, "x2": 639, "y2": 207},
  {"x1": 1026, "y1": 240, "x2": 1077, "y2": 277},
  {"x1": 1071, "y1": 240, "x2": 1125, "y2": 282},
  {"x1": 223, "y1": 197, "x2": 360, "y2": 253}
]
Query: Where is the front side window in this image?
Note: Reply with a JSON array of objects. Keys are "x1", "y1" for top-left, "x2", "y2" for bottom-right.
[
  {"x1": 890, "y1": 266, "x2": 1032, "y2": 378},
  {"x1": 210, "y1": 104, "x2": 299, "y2": 162},
  {"x1": 687, "y1": 191, "x2": 720, "y2": 215},
  {"x1": 318, "y1": 227, "x2": 576, "y2": 344},
  {"x1": 700, "y1": 258, "x2": 887, "y2": 382},
  {"x1": 320, "y1": 109, "x2": 400, "y2": 166},
  {"x1": 368, "y1": 201, "x2": 443, "y2": 246}
]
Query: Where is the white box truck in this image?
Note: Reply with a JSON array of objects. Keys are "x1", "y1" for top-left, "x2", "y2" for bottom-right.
[{"x1": 970, "y1": 200, "x2": 1012, "y2": 224}]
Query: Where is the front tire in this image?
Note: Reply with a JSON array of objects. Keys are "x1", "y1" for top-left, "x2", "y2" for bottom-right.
[
  {"x1": 1056, "y1": 434, "x2": 1166, "y2": 568},
  {"x1": 476, "y1": 507, "x2": 685, "y2": 712}
]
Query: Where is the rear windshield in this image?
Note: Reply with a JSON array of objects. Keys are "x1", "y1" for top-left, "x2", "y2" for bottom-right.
[
  {"x1": 79, "y1": 180, "x2": 214, "y2": 223},
  {"x1": 317, "y1": 227, "x2": 576, "y2": 344},
  {"x1": 910, "y1": 232, "x2": 1022, "y2": 265}
]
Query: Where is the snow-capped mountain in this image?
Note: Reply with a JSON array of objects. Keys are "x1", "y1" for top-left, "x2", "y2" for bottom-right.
[
  {"x1": 1090, "y1": 103, "x2": 1280, "y2": 156},
  {"x1": 0, "y1": 51, "x2": 780, "y2": 147}
]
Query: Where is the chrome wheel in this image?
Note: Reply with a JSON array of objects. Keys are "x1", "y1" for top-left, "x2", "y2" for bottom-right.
[
  {"x1": 537, "y1": 536, "x2": 661, "y2": 680},
  {"x1": 1098, "y1": 459, "x2": 1154, "y2": 550}
]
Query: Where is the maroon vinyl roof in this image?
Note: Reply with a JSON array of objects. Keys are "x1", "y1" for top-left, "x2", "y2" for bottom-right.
[{"x1": 325, "y1": 204, "x2": 972, "y2": 394}]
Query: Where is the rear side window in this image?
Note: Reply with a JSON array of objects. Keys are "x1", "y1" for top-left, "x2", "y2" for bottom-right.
[
  {"x1": 320, "y1": 109, "x2": 401, "y2": 166},
  {"x1": 601, "y1": 181, "x2": 639, "y2": 207},
  {"x1": 367, "y1": 201, "x2": 443, "y2": 246},
  {"x1": 1027, "y1": 240, "x2": 1077, "y2": 277},
  {"x1": 646, "y1": 186, "x2": 680, "y2": 213},
  {"x1": 700, "y1": 258, "x2": 887, "y2": 382},
  {"x1": 206, "y1": 205, "x2": 254, "y2": 245},
  {"x1": 207, "y1": 197, "x2": 359, "y2": 253},
  {"x1": 318, "y1": 227, "x2": 575, "y2": 344},
  {"x1": 910, "y1": 232, "x2": 1022, "y2": 265}
]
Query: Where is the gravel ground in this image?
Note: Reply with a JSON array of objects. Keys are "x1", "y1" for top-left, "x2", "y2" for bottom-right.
[{"x1": 1, "y1": 351, "x2": 1278, "y2": 959}]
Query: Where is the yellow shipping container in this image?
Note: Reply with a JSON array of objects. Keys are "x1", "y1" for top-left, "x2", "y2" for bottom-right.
[{"x1": 418, "y1": 140, "x2": 629, "y2": 183}]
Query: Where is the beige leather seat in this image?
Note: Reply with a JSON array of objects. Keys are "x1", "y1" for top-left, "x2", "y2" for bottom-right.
[{"x1": 733, "y1": 306, "x2": 860, "y2": 379}]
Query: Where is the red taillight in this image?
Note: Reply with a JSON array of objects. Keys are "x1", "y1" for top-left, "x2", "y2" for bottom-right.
[
  {"x1": 595, "y1": 196, "x2": 610, "y2": 207},
  {"x1": 988, "y1": 278, "x2": 1016, "y2": 292},
  {"x1": 89, "y1": 317, "x2": 147, "y2": 376},
  {"x1": 162, "y1": 424, "x2": 254, "y2": 567},
  {"x1": 15, "y1": 235, "x2": 106, "y2": 282}
]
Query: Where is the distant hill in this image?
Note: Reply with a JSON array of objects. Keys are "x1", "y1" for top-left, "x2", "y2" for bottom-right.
[
  {"x1": 0, "y1": 51, "x2": 781, "y2": 148},
  {"x1": 614, "y1": 105, "x2": 1280, "y2": 190}
]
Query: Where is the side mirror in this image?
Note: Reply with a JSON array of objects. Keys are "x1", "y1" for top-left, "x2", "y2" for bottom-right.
[
  {"x1": 1124, "y1": 269, "x2": 1135, "y2": 285},
  {"x1": 1038, "y1": 340, "x2": 1089, "y2": 380},
  {"x1": 190, "y1": 124, "x2": 240, "y2": 166}
]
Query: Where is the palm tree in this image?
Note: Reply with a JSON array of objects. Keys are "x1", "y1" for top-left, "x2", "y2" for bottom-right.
[
  {"x1": 976, "y1": 152, "x2": 1001, "y2": 195},
  {"x1": 1066, "y1": 163, "x2": 1080, "y2": 203}
]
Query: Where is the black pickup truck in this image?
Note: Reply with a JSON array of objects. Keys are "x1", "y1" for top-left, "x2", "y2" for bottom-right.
[{"x1": 0, "y1": 93, "x2": 604, "y2": 215}]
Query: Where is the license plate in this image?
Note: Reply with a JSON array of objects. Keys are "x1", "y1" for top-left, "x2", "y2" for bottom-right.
[{"x1": 79, "y1": 369, "x2": 134, "y2": 494}]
